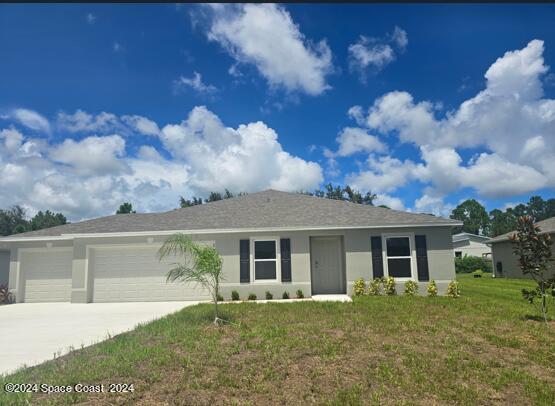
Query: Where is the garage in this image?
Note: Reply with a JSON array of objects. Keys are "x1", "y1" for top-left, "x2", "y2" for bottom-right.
[
  {"x1": 90, "y1": 246, "x2": 210, "y2": 302},
  {"x1": 20, "y1": 248, "x2": 73, "y2": 302}
]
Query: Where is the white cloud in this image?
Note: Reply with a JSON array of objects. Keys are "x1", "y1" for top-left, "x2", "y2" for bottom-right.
[
  {"x1": 57, "y1": 110, "x2": 160, "y2": 136},
  {"x1": 113, "y1": 42, "x2": 123, "y2": 53},
  {"x1": 12, "y1": 109, "x2": 50, "y2": 133},
  {"x1": 86, "y1": 13, "x2": 96, "y2": 25},
  {"x1": 160, "y1": 106, "x2": 323, "y2": 194},
  {"x1": 374, "y1": 194, "x2": 405, "y2": 211},
  {"x1": 0, "y1": 107, "x2": 323, "y2": 221},
  {"x1": 334, "y1": 127, "x2": 387, "y2": 157},
  {"x1": 345, "y1": 39, "x2": 555, "y2": 204},
  {"x1": 204, "y1": 4, "x2": 333, "y2": 95},
  {"x1": 174, "y1": 72, "x2": 217, "y2": 94},
  {"x1": 348, "y1": 26, "x2": 408, "y2": 80}
]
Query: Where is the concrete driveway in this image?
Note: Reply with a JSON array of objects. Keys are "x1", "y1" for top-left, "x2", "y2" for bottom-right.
[{"x1": 0, "y1": 301, "x2": 200, "y2": 376}]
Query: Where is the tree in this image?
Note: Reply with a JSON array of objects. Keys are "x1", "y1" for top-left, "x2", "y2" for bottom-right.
[
  {"x1": 116, "y1": 202, "x2": 136, "y2": 214},
  {"x1": 205, "y1": 192, "x2": 223, "y2": 203},
  {"x1": 450, "y1": 199, "x2": 489, "y2": 235},
  {"x1": 29, "y1": 210, "x2": 67, "y2": 231},
  {"x1": 158, "y1": 234, "x2": 224, "y2": 325},
  {"x1": 509, "y1": 216, "x2": 555, "y2": 323},
  {"x1": 527, "y1": 196, "x2": 546, "y2": 222},
  {"x1": 0, "y1": 205, "x2": 28, "y2": 236},
  {"x1": 180, "y1": 196, "x2": 203, "y2": 208},
  {"x1": 489, "y1": 209, "x2": 516, "y2": 237}
]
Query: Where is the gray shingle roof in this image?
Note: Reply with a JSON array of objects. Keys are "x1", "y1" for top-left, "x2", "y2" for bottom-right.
[
  {"x1": 488, "y1": 216, "x2": 555, "y2": 244},
  {"x1": 3, "y1": 190, "x2": 461, "y2": 239}
]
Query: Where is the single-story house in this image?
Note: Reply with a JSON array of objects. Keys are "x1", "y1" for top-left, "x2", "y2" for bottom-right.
[
  {"x1": 0, "y1": 190, "x2": 461, "y2": 303},
  {"x1": 489, "y1": 216, "x2": 555, "y2": 279},
  {"x1": 452, "y1": 233, "x2": 491, "y2": 258}
]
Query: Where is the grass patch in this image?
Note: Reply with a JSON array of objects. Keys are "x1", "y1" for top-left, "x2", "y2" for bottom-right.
[{"x1": 1, "y1": 275, "x2": 554, "y2": 405}]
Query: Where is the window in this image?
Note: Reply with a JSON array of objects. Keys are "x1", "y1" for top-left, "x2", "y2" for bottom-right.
[
  {"x1": 455, "y1": 251, "x2": 462, "y2": 258},
  {"x1": 385, "y1": 236, "x2": 412, "y2": 278},
  {"x1": 254, "y1": 240, "x2": 277, "y2": 280}
]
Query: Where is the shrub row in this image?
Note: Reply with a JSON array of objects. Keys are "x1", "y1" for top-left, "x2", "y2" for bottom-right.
[
  {"x1": 220, "y1": 289, "x2": 305, "y2": 302},
  {"x1": 455, "y1": 255, "x2": 492, "y2": 273},
  {"x1": 353, "y1": 277, "x2": 460, "y2": 298}
]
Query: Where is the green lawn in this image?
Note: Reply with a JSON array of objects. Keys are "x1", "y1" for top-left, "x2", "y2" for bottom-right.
[{"x1": 1, "y1": 275, "x2": 554, "y2": 405}]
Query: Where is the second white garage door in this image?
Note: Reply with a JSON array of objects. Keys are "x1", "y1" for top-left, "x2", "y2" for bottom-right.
[
  {"x1": 21, "y1": 249, "x2": 73, "y2": 303},
  {"x1": 91, "y1": 246, "x2": 211, "y2": 302}
]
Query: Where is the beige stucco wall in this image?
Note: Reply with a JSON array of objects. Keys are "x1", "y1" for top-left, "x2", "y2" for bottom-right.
[
  {"x1": 6, "y1": 225, "x2": 456, "y2": 302},
  {"x1": 491, "y1": 236, "x2": 555, "y2": 279},
  {"x1": 453, "y1": 239, "x2": 491, "y2": 258}
]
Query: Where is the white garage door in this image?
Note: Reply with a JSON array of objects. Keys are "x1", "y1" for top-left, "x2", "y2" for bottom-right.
[
  {"x1": 91, "y1": 246, "x2": 211, "y2": 302},
  {"x1": 21, "y1": 249, "x2": 73, "y2": 303}
]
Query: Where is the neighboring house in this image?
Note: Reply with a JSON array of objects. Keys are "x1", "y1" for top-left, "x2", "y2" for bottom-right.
[
  {"x1": 0, "y1": 250, "x2": 9, "y2": 286},
  {"x1": 488, "y1": 216, "x2": 555, "y2": 279},
  {"x1": 0, "y1": 190, "x2": 461, "y2": 303},
  {"x1": 452, "y1": 233, "x2": 491, "y2": 258}
]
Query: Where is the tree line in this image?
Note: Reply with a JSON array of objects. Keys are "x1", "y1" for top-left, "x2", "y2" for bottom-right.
[
  {"x1": 450, "y1": 196, "x2": 555, "y2": 237},
  {"x1": 0, "y1": 207, "x2": 67, "y2": 236}
]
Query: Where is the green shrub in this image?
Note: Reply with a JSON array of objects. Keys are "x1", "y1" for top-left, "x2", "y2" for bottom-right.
[
  {"x1": 0, "y1": 284, "x2": 14, "y2": 304},
  {"x1": 296, "y1": 289, "x2": 304, "y2": 299},
  {"x1": 427, "y1": 280, "x2": 438, "y2": 297},
  {"x1": 404, "y1": 280, "x2": 419, "y2": 296},
  {"x1": 282, "y1": 291, "x2": 290, "y2": 299},
  {"x1": 231, "y1": 290, "x2": 240, "y2": 301},
  {"x1": 455, "y1": 255, "x2": 492, "y2": 273},
  {"x1": 265, "y1": 291, "x2": 273, "y2": 300},
  {"x1": 248, "y1": 293, "x2": 257, "y2": 301},
  {"x1": 353, "y1": 278, "x2": 367, "y2": 297},
  {"x1": 472, "y1": 269, "x2": 484, "y2": 278},
  {"x1": 216, "y1": 293, "x2": 224, "y2": 302},
  {"x1": 447, "y1": 281, "x2": 461, "y2": 298},
  {"x1": 368, "y1": 278, "x2": 383, "y2": 296},
  {"x1": 384, "y1": 276, "x2": 396, "y2": 296}
]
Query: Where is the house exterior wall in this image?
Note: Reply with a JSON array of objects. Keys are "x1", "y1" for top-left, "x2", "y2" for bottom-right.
[
  {"x1": 6, "y1": 225, "x2": 456, "y2": 303},
  {"x1": 491, "y1": 236, "x2": 555, "y2": 279},
  {"x1": 0, "y1": 250, "x2": 10, "y2": 286},
  {"x1": 453, "y1": 239, "x2": 491, "y2": 258}
]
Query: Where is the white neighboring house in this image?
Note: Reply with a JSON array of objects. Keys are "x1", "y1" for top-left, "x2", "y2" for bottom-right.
[{"x1": 452, "y1": 233, "x2": 491, "y2": 258}]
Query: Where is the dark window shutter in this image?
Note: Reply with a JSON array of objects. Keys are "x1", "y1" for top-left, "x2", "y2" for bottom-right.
[
  {"x1": 415, "y1": 235, "x2": 429, "y2": 281},
  {"x1": 240, "y1": 239, "x2": 250, "y2": 283},
  {"x1": 496, "y1": 261, "x2": 503, "y2": 274},
  {"x1": 371, "y1": 236, "x2": 384, "y2": 278},
  {"x1": 280, "y1": 238, "x2": 291, "y2": 282}
]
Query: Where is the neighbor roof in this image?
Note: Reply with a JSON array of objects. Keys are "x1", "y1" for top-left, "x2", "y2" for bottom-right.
[
  {"x1": 2, "y1": 190, "x2": 461, "y2": 240},
  {"x1": 452, "y1": 232, "x2": 491, "y2": 243},
  {"x1": 488, "y1": 216, "x2": 555, "y2": 244}
]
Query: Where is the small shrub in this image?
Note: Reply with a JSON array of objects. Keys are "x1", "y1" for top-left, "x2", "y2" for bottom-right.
[
  {"x1": 455, "y1": 255, "x2": 492, "y2": 273},
  {"x1": 447, "y1": 281, "x2": 460, "y2": 298},
  {"x1": 296, "y1": 289, "x2": 304, "y2": 299},
  {"x1": 427, "y1": 280, "x2": 438, "y2": 297},
  {"x1": 265, "y1": 291, "x2": 273, "y2": 300},
  {"x1": 216, "y1": 293, "x2": 224, "y2": 302},
  {"x1": 404, "y1": 280, "x2": 419, "y2": 296},
  {"x1": 383, "y1": 276, "x2": 396, "y2": 296},
  {"x1": 248, "y1": 293, "x2": 257, "y2": 301},
  {"x1": 368, "y1": 278, "x2": 383, "y2": 296},
  {"x1": 282, "y1": 291, "x2": 290, "y2": 299},
  {"x1": 0, "y1": 284, "x2": 14, "y2": 304},
  {"x1": 472, "y1": 269, "x2": 483, "y2": 278},
  {"x1": 353, "y1": 278, "x2": 366, "y2": 297},
  {"x1": 231, "y1": 290, "x2": 240, "y2": 301}
]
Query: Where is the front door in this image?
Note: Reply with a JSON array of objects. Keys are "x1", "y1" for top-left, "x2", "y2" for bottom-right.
[{"x1": 310, "y1": 236, "x2": 344, "y2": 294}]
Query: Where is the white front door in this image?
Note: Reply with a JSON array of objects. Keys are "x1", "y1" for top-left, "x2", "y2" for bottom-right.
[{"x1": 310, "y1": 236, "x2": 344, "y2": 294}]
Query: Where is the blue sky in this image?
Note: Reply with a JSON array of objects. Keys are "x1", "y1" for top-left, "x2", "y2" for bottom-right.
[{"x1": 0, "y1": 3, "x2": 554, "y2": 220}]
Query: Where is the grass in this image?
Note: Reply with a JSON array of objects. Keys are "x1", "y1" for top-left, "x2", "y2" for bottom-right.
[{"x1": 1, "y1": 274, "x2": 554, "y2": 405}]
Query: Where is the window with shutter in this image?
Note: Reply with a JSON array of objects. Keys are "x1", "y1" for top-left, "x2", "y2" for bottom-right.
[
  {"x1": 240, "y1": 239, "x2": 250, "y2": 283},
  {"x1": 280, "y1": 238, "x2": 291, "y2": 282},
  {"x1": 371, "y1": 236, "x2": 384, "y2": 279}
]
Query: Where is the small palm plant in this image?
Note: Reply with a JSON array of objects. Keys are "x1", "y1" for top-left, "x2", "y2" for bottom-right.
[{"x1": 158, "y1": 233, "x2": 224, "y2": 325}]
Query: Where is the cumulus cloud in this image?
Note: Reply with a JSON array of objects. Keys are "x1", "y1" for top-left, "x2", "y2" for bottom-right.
[
  {"x1": 204, "y1": 4, "x2": 333, "y2": 95},
  {"x1": 12, "y1": 109, "x2": 50, "y2": 133},
  {"x1": 343, "y1": 39, "x2": 555, "y2": 211},
  {"x1": 57, "y1": 110, "x2": 160, "y2": 136},
  {"x1": 174, "y1": 72, "x2": 218, "y2": 95},
  {"x1": 1, "y1": 107, "x2": 323, "y2": 220},
  {"x1": 160, "y1": 106, "x2": 323, "y2": 194},
  {"x1": 348, "y1": 26, "x2": 408, "y2": 80}
]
